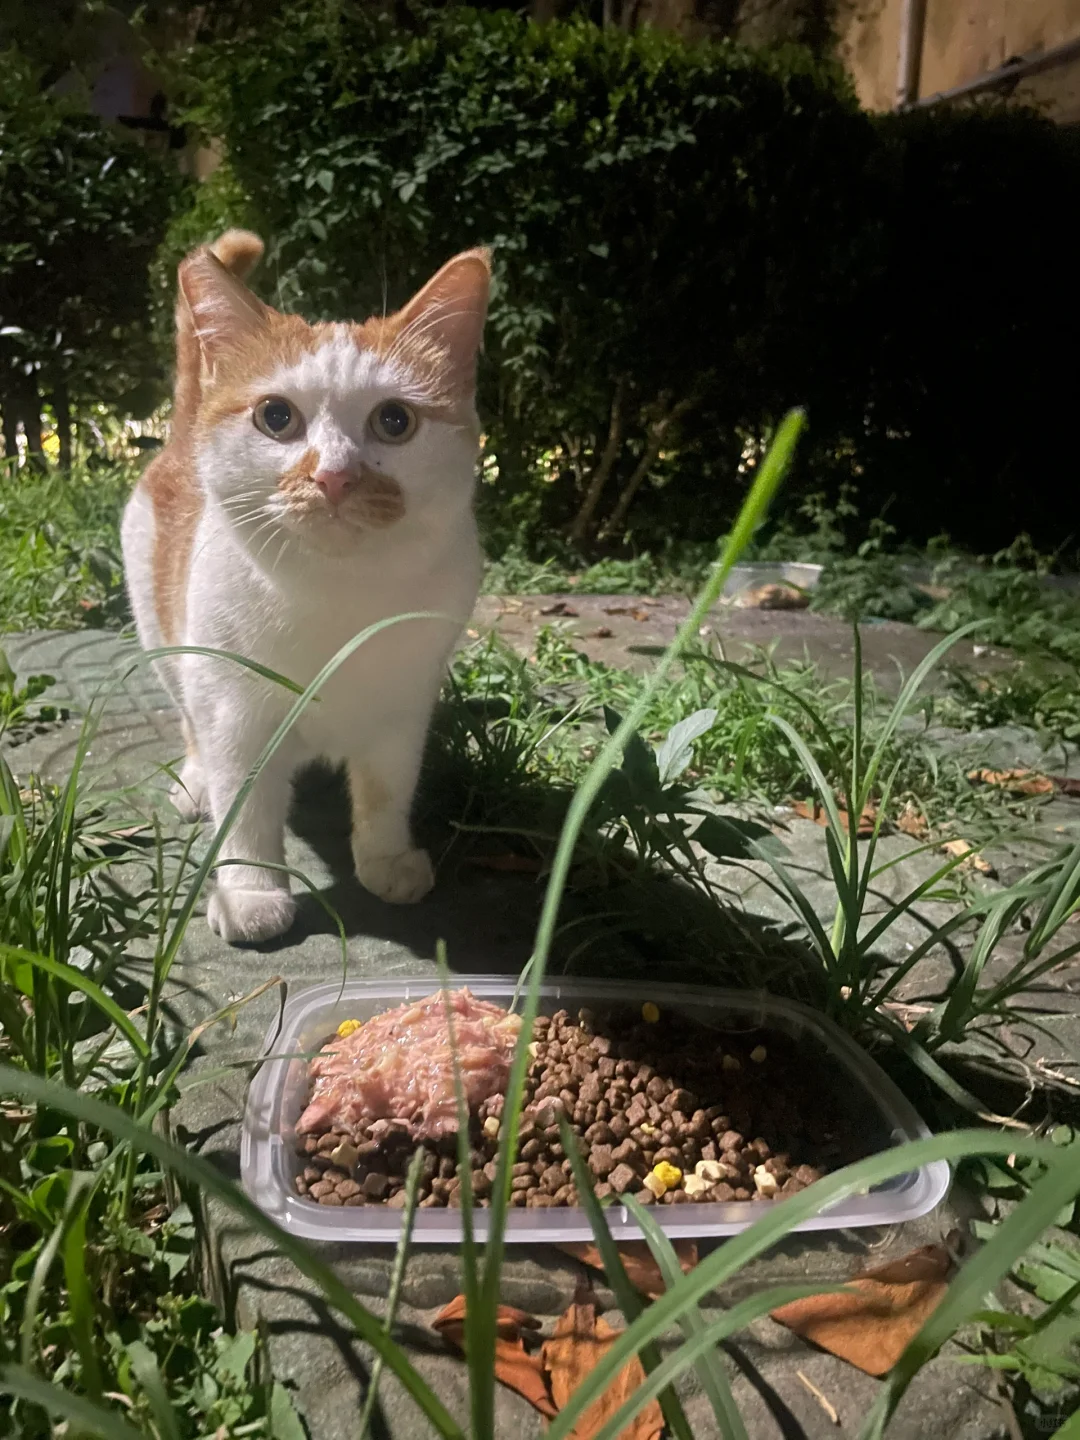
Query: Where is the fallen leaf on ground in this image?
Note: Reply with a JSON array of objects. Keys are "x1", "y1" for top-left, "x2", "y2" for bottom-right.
[
  {"x1": 590, "y1": 626, "x2": 615, "y2": 639},
  {"x1": 540, "y1": 601, "x2": 578, "y2": 617},
  {"x1": 557, "y1": 1240, "x2": 698, "y2": 1300},
  {"x1": 463, "y1": 853, "x2": 544, "y2": 874},
  {"x1": 791, "y1": 798, "x2": 878, "y2": 838},
  {"x1": 941, "y1": 838, "x2": 996, "y2": 876},
  {"x1": 542, "y1": 1300, "x2": 662, "y2": 1440},
  {"x1": 895, "y1": 804, "x2": 929, "y2": 840},
  {"x1": 433, "y1": 1295, "x2": 555, "y2": 1418},
  {"x1": 770, "y1": 1244, "x2": 952, "y2": 1377},
  {"x1": 968, "y1": 767, "x2": 1054, "y2": 797}
]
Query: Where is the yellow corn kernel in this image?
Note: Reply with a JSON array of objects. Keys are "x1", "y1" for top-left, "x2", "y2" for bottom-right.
[
  {"x1": 336, "y1": 1018, "x2": 362, "y2": 1038},
  {"x1": 650, "y1": 1160, "x2": 682, "y2": 1194},
  {"x1": 641, "y1": 1002, "x2": 660, "y2": 1024}
]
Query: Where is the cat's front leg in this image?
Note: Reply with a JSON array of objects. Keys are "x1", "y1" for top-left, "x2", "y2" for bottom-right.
[
  {"x1": 198, "y1": 710, "x2": 298, "y2": 944},
  {"x1": 348, "y1": 723, "x2": 434, "y2": 905}
]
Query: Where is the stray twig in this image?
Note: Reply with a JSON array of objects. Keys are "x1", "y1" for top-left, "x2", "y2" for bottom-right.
[{"x1": 795, "y1": 1370, "x2": 839, "y2": 1425}]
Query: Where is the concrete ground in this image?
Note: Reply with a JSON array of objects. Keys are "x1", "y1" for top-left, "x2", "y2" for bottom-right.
[{"x1": 4, "y1": 605, "x2": 1078, "y2": 1440}]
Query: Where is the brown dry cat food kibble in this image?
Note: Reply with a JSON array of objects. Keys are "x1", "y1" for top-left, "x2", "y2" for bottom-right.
[{"x1": 294, "y1": 994, "x2": 872, "y2": 1210}]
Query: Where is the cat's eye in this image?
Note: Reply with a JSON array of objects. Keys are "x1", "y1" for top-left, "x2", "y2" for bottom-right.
[
  {"x1": 253, "y1": 396, "x2": 303, "y2": 442},
  {"x1": 369, "y1": 400, "x2": 417, "y2": 445}
]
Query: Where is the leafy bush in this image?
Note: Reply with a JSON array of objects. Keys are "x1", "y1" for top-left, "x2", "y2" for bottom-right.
[{"x1": 0, "y1": 48, "x2": 187, "y2": 461}]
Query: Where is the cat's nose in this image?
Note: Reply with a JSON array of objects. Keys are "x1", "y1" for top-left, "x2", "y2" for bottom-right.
[{"x1": 313, "y1": 469, "x2": 355, "y2": 505}]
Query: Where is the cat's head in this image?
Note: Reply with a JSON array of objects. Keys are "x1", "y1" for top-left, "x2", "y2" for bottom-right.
[{"x1": 178, "y1": 236, "x2": 490, "y2": 557}]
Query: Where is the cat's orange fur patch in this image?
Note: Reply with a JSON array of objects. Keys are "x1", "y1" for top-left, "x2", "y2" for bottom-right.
[
  {"x1": 349, "y1": 763, "x2": 392, "y2": 822},
  {"x1": 141, "y1": 442, "x2": 202, "y2": 646}
]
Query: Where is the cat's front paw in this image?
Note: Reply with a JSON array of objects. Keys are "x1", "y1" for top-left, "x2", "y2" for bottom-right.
[
  {"x1": 207, "y1": 886, "x2": 296, "y2": 944},
  {"x1": 353, "y1": 846, "x2": 434, "y2": 905},
  {"x1": 170, "y1": 757, "x2": 207, "y2": 822}
]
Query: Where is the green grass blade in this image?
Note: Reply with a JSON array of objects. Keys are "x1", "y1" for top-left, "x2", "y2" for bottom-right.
[
  {"x1": 1047, "y1": 1409, "x2": 1080, "y2": 1439},
  {"x1": 1026, "y1": 836, "x2": 1080, "y2": 953},
  {"x1": 861, "y1": 1152, "x2": 1080, "y2": 1438},
  {"x1": 0, "y1": 944, "x2": 149, "y2": 1059},
  {"x1": 61, "y1": 1184, "x2": 103, "y2": 1399},
  {"x1": 768, "y1": 713, "x2": 846, "y2": 839},
  {"x1": 358, "y1": 1146, "x2": 426, "y2": 1440},
  {"x1": 126, "y1": 1338, "x2": 182, "y2": 1440},
  {"x1": 20, "y1": 1178, "x2": 93, "y2": 1370},
  {"x1": 623, "y1": 1193, "x2": 748, "y2": 1440},
  {"x1": 142, "y1": 643, "x2": 308, "y2": 693},
  {"x1": 861, "y1": 622, "x2": 984, "y2": 798},
  {"x1": 434, "y1": 946, "x2": 485, "y2": 1439},
  {"x1": 0, "y1": 1065, "x2": 464, "y2": 1440},
  {"x1": 0, "y1": 1365, "x2": 144, "y2": 1440},
  {"x1": 558, "y1": 1116, "x2": 694, "y2": 1440}
]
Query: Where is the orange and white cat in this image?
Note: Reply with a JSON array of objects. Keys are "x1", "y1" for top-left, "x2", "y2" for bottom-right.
[{"x1": 122, "y1": 230, "x2": 489, "y2": 943}]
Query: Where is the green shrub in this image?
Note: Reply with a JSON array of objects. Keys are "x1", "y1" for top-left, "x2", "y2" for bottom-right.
[{"x1": 0, "y1": 48, "x2": 187, "y2": 458}]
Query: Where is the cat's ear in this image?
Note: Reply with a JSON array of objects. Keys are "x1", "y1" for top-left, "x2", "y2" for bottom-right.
[
  {"x1": 178, "y1": 247, "x2": 269, "y2": 374},
  {"x1": 391, "y1": 248, "x2": 492, "y2": 394}
]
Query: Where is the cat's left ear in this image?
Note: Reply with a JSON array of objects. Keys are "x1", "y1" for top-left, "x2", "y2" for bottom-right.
[{"x1": 391, "y1": 248, "x2": 492, "y2": 394}]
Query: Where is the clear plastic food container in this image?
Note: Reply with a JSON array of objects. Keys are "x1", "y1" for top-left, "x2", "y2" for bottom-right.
[{"x1": 240, "y1": 976, "x2": 950, "y2": 1243}]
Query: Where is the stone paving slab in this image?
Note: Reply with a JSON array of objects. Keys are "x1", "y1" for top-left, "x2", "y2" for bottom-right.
[
  {"x1": 1, "y1": 623, "x2": 1068, "y2": 1439},
  {"x1": 472, "y1": 594, "x2": 1015, "y2": 690}
]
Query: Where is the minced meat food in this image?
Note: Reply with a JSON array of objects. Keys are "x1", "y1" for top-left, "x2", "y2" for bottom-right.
[{"x1": 297, "y1": 988, "x2": 521, "y2": 1140}]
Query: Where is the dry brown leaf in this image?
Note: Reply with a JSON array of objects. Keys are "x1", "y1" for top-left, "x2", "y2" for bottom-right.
[
  {"x1": 540, "y1": 601, "x2": 579, "y2": 617},
  {"x1": 590, "y1": 627, "x2": 615, "y2": 639},
  {"x1": 770, "y1": 1244, "x2": 952, "y2": 1377},
  {"x1": 791, "y1": 798, "x2": 878, "y2": 838},
  {"x1": 557, "y1": 1240, "x2": 698, "y2": 1300},
  {"x1": 941, "y1": 838, "x2": 995, "y2": 876},
  {"x1": 542, "y1": 1300, "x2": 663, "y2": 1440},
  {"x1": 463, "y1": 853, "x2": 544, "y2": 874},
  {"x1": 967, "y1": 767, "x2": 1054, "y2": 797},
  {"x1": 433, "y1": 1295, "x2": 555, "y2": 1418},
  {"x1": 895, "y1": 804, "x2": 929, "y2": 840}
]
